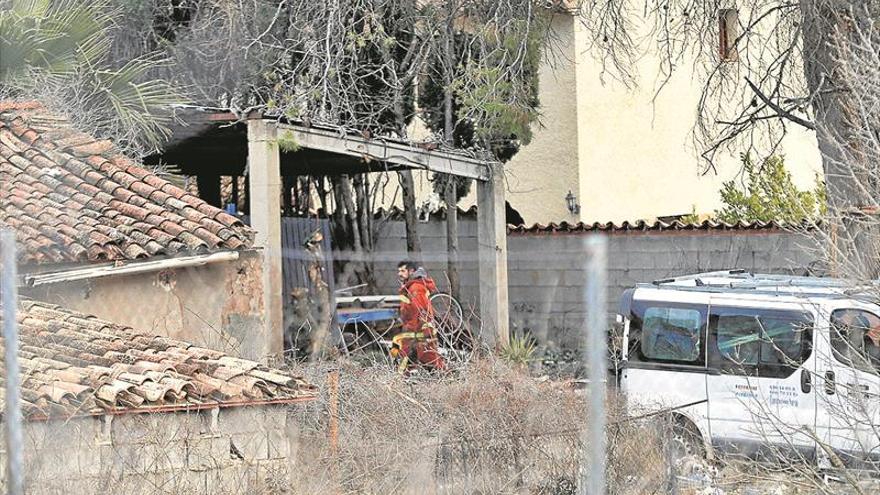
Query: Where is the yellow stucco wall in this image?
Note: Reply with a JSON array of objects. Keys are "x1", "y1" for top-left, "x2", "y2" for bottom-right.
[
  {"x1": 372, "y1": 10, "x2": 823, "y2": 226},
  {"x1": 498, "y1": 13, "x2": 581, "y2": 224},
  {"x1": 570, "y1": 14, "x2": 822, "y2": 224}
]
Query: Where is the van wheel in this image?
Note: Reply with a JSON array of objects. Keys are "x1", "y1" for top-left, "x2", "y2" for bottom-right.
[{"x1": 668, "y1": 418, "x2": 706, "y2": 464}]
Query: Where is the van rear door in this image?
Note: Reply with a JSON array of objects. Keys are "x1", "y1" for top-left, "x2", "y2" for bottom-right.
[{"x1": 705, "y1": 296, "x2": 817, "y2": 460}]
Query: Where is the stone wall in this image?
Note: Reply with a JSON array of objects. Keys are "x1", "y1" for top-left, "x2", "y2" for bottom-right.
[
  {"x1": 23, "y1": 251, "x2": 269, "y2": 361},
  {"x1": 11, "y1": 405, "x2": 296, "y2": 494},
  {"x1": 347, "y1": 219, "x2": 817, "y2": 350}
]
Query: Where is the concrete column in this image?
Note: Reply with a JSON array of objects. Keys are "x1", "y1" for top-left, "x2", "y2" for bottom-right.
[
  {"x1": 476, "y1": 162, "x2": 510, "y2": 350},
  {"x1": 247, "y1": 119, "x2": 283, "y2": 361}
]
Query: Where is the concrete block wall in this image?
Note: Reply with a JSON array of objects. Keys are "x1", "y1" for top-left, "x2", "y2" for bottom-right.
[
  {"x1": 508, "y1": 230, "x2": 816, "y2": 349},
  {"x1": 8, "y1": 406, "x2": 294, "y2": 494},
  {"x1": 351, "y1": 219, "x2": 817, "y2": 350},
  {"x1": 367, "y1": 218, "x2": 481, "y2": 306}
]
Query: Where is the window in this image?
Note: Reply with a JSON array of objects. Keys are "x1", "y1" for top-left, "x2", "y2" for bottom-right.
[
  {"x1": 628, "y1": 301, "x2": 706, "y2": 365},
  {"x1": 709, "y1": 308, "x2": 813, "y2": 377},
  {"x1": 643, "y1": 307, "x2": 702, "y2": 361},
  {"x1": 718, "y1": 9, "x2": 739, "y2": 62},
  {"x1": 830, "y1": 309, "x2": 880, "y2": 373}
]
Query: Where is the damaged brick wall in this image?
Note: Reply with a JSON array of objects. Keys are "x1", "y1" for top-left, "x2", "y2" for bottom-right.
[{"x1": 23, "y1": 251, "x2": 268, "y2": 360}]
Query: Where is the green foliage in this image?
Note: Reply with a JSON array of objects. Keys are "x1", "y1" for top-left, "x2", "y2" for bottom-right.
[
  {"x1": 500, "y1": 335, "x2": 537, "y2": 368},
  {"x1": 0, "y1": 0, "x2": 185, "y2": 150},
  {"x1": 277, "y1": 130, "x2": 301, "y2": 153},
  {"x1": 451, "y1": 19, "x2": 543, "y2": 156},
  {"x1": 0, "y1": 0, "x2": 109, "y2": 81},
  {"x1": 715, "y1": 154, "x2": 826, "y2": 223},
  {"x1": 419, "y1": 16, "x2": 544, "y2": 164},
  {"x1": 679, "y1": 205, "x2": 701, "y2": 224},
  {"x1": 420, "y1": 11, "x2": 546, "y2": 202}
]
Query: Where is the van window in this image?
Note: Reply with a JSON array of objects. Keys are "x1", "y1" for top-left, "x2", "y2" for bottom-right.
[
  {"x1": 830, "y1": 309, "x2": 880, "y2": 373},
  {"x1": 643, "y1": 307, "x2": 702, "y2": 361},
  {"x1": 628, "y1": 300, "x2": 706, "y2": 366},
  {"x1": 709, "y1": 307, "x2": 812, "y2": 377}
]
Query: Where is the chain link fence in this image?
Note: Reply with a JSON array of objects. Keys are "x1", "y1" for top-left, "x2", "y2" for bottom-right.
[{"x1": 6, "y1": 216, "x2": 880, "y2": 495}]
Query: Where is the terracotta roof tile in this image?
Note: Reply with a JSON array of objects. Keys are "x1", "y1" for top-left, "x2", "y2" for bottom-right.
[
  {"x1": 375, "y1": 205, "x2": 818, "y2": 234},
  {"x1": 0, "y1": 300, "x2": 316, "y2": 420},
  {"x1": 0, "y1": 101, "x2": 254, "y2": 266},
  {"x1": 507, "y1": 218, "x2": 818, "y2": 234}
]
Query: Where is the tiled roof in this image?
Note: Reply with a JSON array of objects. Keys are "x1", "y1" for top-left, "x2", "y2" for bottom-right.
[
  {"x1": 0, "y1": 101, "x2": 253, "y2": 266},
  {"x1": 2, "y1": 299, "x2": 316, "y2": 420},
  {"x1": 508, "y1": 219, "x2": 814, "y2": 234},
  {"x1": 373, "y1": 205, "x2": 811, "y2": 233}
]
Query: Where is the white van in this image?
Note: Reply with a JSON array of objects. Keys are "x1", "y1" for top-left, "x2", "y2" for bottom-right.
[{"x1": 618, "y1": 270, "x2": 880, "y2": 466}]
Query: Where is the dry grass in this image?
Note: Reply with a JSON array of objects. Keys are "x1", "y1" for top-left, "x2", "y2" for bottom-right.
[
  {"x1": 285, "y1": 358, "x2": 677, "y2": 495},
  {"x1": 15, "y1": 357, "x2": 852, "y2": 494}
]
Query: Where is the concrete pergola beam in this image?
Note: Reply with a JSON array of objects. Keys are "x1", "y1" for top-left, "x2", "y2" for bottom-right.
[
  {"x1": 248, "y1": 118, "x2": 508, "y2": 353},
  {"x1": 277, "y1": 123, "x2": 491, "y2": 181}
]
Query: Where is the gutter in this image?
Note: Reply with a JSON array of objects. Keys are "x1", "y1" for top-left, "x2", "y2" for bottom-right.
[{"x1": 24, "y1": 251, "x2": 240, "y2": 287}]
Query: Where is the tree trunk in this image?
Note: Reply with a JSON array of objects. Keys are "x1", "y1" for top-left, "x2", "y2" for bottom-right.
[
  {"x1": 283, "y1": 175, "x2": 295, "y2": 215},
  {"x1": 353, "y1": 173, "x2": 377, "y2": 290},
  {"x1": 340, "y1": 175, "x2": 362, "y2": 251},
  {"x1": 231, "y1": 175, "x2": 240, "y2": 212},
  {"x1": 443, "y1": 6, "x2": 460, "y2": 297},
  {"x1": 389, "y1": 45, "x2": 422, "y2": 266},
  {"x1": 316, "y1": 177, "x2": 329, "y2": 217},
  {"x1": 398, "y1": 170, "x2": 422, "y2": 263},
  {"x1": 331, "y1": 178, "x2": 347, "y2": 237},
  {"x1": 353, "y1": 174, "x2": 372, "y2": 251},
  {"x1": 336, "y1": 175, "x2": 362, "y2": 289},
  {"x1": 298, "y1": 176, "x2": 312, "y2": 214},
  {"x1": 802, "y1": 1, "x2": 880, "y2": 279},
  {"x1": 241, "y1": 175, "x2": 250, "y2": 215},
  {"x1": 444, "y1": 178, "x2": 460, "y2": 297},
  {"x1": 306, "y1": 235, "x2": 334, "y2": 361}
]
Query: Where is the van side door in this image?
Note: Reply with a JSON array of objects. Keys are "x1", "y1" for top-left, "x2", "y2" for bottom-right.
[
  {"x1": 705, "y1": 297, "x2": 817, "y2": 460},
  {"x1": 816, "y1": 306, "x2": 880, "y2": 465}
]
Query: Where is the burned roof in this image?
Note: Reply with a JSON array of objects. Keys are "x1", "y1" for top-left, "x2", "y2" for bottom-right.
[
  {"x1": 0, "y1": 101, "x2": 253, "y2": 266},
  {"x1": 3, "y1": 299, "x2": 316, "y2": 420}
]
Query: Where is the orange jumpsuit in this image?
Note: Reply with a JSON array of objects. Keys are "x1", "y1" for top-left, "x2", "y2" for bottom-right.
[{"x1": 392, "y1": 273, "x2": 446, "y2": 371}]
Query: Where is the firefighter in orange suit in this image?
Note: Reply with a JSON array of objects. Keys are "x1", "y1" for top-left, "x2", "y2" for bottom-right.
[{"x1": 390, "y1": 261, "x2": 446, "y2": 372}]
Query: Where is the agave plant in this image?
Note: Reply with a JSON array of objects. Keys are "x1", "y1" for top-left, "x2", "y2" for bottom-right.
[
  {"x1": 0, "y1": 0, "x2": 185, "y2": 151},
  {"x1": 500, "y1": 334, "x2": 537, "y2": 370}
]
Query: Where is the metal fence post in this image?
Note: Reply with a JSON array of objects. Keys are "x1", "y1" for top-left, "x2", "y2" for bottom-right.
[
  {"x1": 1, "y1": 229, "x2": 23, "y2": 495},
  {"x1": 580, "y1": 235, "x2": 607, "y2": 495}
]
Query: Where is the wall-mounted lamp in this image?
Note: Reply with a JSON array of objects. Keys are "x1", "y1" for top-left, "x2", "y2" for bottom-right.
[{"x1": 565, "y1": 190, "x2": 580, "y2": 215}]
